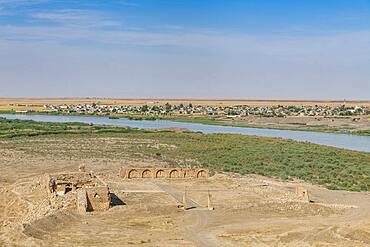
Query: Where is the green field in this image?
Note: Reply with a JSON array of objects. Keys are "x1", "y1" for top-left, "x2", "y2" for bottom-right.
[
  {"x1": 0, "y1": 117, "x2": 148, "y2": 138},
  {"x1": 1, "y1": 117, "x2": 369, "y2": 191}
]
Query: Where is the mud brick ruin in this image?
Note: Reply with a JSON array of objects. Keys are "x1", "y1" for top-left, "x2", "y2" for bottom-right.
[
  {"x1": 295, "y1": 187, "x2": 310, "y2": 202},
  {"x1": 45, "y1": 171, "x2": 111, "y2": 213},
  {"x1": 120, "y1": 167, "x2": 209, "y2": 179},
  {"x1": 77, "y1": 186, "x2": 110, "y2": 213}
]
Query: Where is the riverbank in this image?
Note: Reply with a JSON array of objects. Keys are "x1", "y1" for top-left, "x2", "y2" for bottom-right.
[
  {"x1": 173, "y1": 117, "x2": 370, "y2": 136},
  {"x1": 1, "y1": 110, "x2": 369, "y2": 136},
  {"x1": 1, "y1": 113, "x2": 370, "y2": 153}
]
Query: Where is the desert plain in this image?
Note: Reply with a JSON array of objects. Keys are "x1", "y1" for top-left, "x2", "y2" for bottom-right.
[{"x1": 0, "y1": 127, "x2": 370, "y2": 246}]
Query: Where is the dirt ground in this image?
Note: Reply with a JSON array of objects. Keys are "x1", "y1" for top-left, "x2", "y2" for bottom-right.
[
  {"x1": 223, "y1": 115, "x2": 370, "y2": 131},
  {"x1": 1, "y1": 135, "x2": 370, "y2": 246}
]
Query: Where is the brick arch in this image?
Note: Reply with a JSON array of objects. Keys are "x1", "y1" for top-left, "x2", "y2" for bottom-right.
[
  {"x1": 127, "y1": 169, "x2": 139, "y2": 179},
  {"x1": 142, "y1": 169, "x2": 152, "y2": 178},
  {"x1": 196, "y1": 170, "x2": 207, "y2": 178},
  {"x1": 155, "y1": 169, "x2": 165, "y2": 178},
  {"x1": 169, "y1": 169, "x2": 179, "y2": 178}
]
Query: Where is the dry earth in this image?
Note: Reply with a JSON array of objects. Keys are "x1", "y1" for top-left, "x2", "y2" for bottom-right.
[
  {"x1": 221, "y1": 115, "x2": 370, "y2": 131},
  {"x1": 1, "y1": 135, "x2": 370, "y2": 246}
]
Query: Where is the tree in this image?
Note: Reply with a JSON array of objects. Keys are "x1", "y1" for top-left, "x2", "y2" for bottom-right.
[
  {"x1": 165, "y1": 103, "x2": 172, "y2": 112},
  {"x1": 141, "y1": 105, "x2": 149, "y2": 112}
]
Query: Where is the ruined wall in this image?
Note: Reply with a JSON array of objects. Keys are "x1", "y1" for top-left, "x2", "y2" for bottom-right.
[
  {"x1": 120, "y1": 167, "x2": 209, "y2": 179},
  {"x1": 77, "y1": 189, "x2": 88, "y2": 214},
  {"x1": 85, "y1": 186, "x2": 110, "y2": 211},
  {"x1": 45, "y1": 172, "x2": 99, "y2": 196},
  {"x1": 46, "y1": 172, "x2": 105, "y2": 196},
  {"x1": 45, "y1": 171, "x2": 111, "y2": 213},
  {"x1": 295, "y1": 187, "x2": 310, "y2": 202}
]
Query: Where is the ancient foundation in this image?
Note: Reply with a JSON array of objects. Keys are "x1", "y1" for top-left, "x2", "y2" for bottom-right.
[
  {"x1": 45, "y1": 171, "x2": 111, "y2": 213},
  {"x1": 120, "y1": 167, "x2": 209, "y2": 179}
]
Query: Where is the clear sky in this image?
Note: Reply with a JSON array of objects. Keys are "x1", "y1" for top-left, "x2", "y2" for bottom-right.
[{"x1": 1, "y1": 0, "x2": 370, "y2": 99}]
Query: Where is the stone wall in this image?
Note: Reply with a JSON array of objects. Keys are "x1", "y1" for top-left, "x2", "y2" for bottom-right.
[
  {"x1": 45, "y1": 171, "x2": 111, "y2": 213},
  {"x1": 77, "y1": 189, "x2": 88, "y2": 214},
  {"x1": 295, "y1": 187, "x2": 310, "y2": 202},
  {"x1": 45, "y1": 172, "x2": 99, "y2": 196},
  {"x1": 120, "y1": 167, "x2": 209, "y2": 179},
  {"x1": 86, "y1": 186, "x2": 110, "y2": 211}
]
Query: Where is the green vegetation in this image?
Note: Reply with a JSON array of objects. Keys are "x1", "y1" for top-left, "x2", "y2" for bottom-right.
[
  {"x1": 1, "y1": 118, "x2": 369, "y2": 191},
  {"x1": 0, "y1": 117, "x2": 147, "y2": 138},
  {"x1": 355, "y1": 130, "x2": 370, "y2": 136},
  {"x1": 128, "y1": 132, "x2": 370, "y2": 191},
  {"x1": 126, "y1": 115, "x2": 160, "y2": 121}
]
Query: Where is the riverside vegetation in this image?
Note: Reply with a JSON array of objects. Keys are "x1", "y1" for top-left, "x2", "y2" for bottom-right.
[
  {"x1": 2, "y1": 110, "x2": 369, "y2": 136},
  {"x1": 1, "y1": 117, "x2": 369, "y2": 191}
]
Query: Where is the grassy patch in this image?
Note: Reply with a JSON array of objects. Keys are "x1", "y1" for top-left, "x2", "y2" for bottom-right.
[
  {"x1": 125, "y1": 131, "x2": 370, "y2": 191},
  {"x1": 0, "y1": 117, "x2": 147, "y2": 138}
]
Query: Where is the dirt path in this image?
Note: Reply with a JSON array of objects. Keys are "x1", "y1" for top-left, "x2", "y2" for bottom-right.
[
  {"x1": 152, "y1": 180, "x2": 201, "y2": 209},
  {"x1": 185, "y1": 210, "x2": 217, "y2": 247}
]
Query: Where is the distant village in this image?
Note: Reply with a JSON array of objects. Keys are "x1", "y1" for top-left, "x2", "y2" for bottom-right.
[{"x1": 43, "y1": 103, "x2": 370, "y2": 117}]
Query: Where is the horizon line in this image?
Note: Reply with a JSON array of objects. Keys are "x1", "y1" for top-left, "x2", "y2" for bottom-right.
[{"x1": 0, "y1": 97, "x2": 369, "y2": 103}]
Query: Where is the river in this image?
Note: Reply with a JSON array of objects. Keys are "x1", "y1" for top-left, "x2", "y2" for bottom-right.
[{"x1": 0, "y1": 114, "x2": 369, "y2": 153}]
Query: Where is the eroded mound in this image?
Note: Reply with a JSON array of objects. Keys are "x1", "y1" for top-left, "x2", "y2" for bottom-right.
[{"x1": 23, "y1": 211, "x2": 80, "y2": 240}]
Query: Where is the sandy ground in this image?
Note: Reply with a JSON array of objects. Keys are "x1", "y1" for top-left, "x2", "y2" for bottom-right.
[
  {"x1": 1, "y1": 135, "x2": 370, "y2": 246},
  {"x1": 222, "y1": 115, "x2": 370, "y2": 131}
]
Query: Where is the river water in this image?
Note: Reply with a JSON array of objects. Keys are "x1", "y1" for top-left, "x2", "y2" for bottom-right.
[{"x1": 1, "y1": 114, "x2": 369, "y2": 153}]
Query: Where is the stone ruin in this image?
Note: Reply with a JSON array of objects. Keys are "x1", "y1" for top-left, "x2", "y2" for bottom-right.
[
  {"x1": 120, "y1": 167, "x2": 209, "y2": 179},
  {"x1": 45, "y1": 171, "x2": 111, "y2": 213},
  {"x1": 181, "y1": 189, "x2": 214, "y2": 211},
  {"x1": 43, "y1": 166, "x2": 210, "y2": 214},
  {"x1": 295, "y1": 187, "x2": 310, "y2": 202},
  {"x1": 77, "y1": 186, "x2": 110, "y2": 213}
]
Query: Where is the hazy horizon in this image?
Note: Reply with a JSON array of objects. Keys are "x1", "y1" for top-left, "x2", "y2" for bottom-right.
[
  {"x1": 1, "y1": 0, "x2": 370, "y2": 99},
  {"x1": 1, "y1": 97, "x2": 370, "y2": 102}
]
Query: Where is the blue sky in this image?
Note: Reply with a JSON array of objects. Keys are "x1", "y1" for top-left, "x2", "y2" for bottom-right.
[{"x1": 0, "y1": 0, "x2": 370, "y2": 99}]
